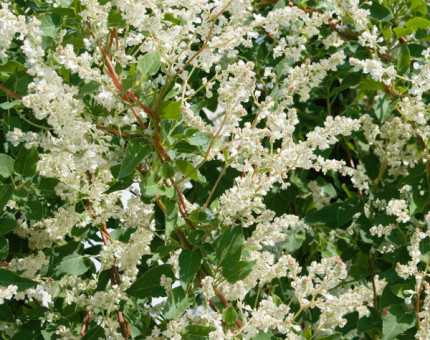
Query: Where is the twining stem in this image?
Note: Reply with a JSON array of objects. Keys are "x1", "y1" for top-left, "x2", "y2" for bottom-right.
[
  {"x1": 339, "y1": 136, "x2": 363, "y2": 198},
  {"x1": 416, "y1": 259, "x2": 430, "y2": 329},
  {"x1": 0, "y1": 83, "x2": 23, "y2": 100},
  {"x1": 85, "y1": 172, "x2": 130, "y2": 339},
  {"x1": 368, "y1": 254, "x2": 378, "y2": 309},
  {"x1": 203, "y1": 165, "x2": 227, "y2": 211},
  {"x1": 80, "y1": 310, "x2": 92, "y2": 336}
]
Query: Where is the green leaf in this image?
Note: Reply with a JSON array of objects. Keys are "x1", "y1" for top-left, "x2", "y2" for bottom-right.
[
  {"x1": 188, "y1": 133, "x2": 211, "y2": 148},
  {"x1": 0, "y1": 218, "x2": 16, "y2": 235},
  {"x1": 55, "y1": 0, "x2": 74, "y2": 7},
  {"x1": 161, "y1": 197, "x2": 178, "y2": 238},
  {"x1": 139, "y1": 172, "x2": 167, "y2": 198},
  {"x1": 0, "y1": 100, "x2": 22, "y2": 110},
  {"x1": 337, "y1": 197, "x2": 363, "y2": 227},
  {"x1": 107, "y1": 10, "x2": 126, "y2": 28},
  {"x1": 181, "y1": 325, "x2": 216, "y2": 340},
  {"x1": 25, "y1": 197, "x2": 43, "y2": 221},
  {"x1": 0, "y1": 184, "x2": 13, "y2": 212},
  {"x1": 11, "y1": 320, "x2": 41, "y2": 339},
  {"x1": 81, "y1": 325, "x2": 105, "y2": 340},
  {"x1": 0, "y1": 302, "x2": 14, "y2": 322},
  {"x1": 173, "y1": 141, "x2": 202, "y2": 155},
  {"x1": 284, "y1": 229, "x2": 306, "y2": 253},
  {"x1": 14, "y1": 147, "x2": 39, "y2": 178},
  {"x1": 0, "y1": 154, "x2": 14, "y2": 178},
  {"x1": 175, "y1": 159, "x2": 206, "y2": 184},
  {"x1": 364, "y1": 2, "x2": 393, "y2": 21},
  {"x1": 0, "y1": 234, "x2": 8, "y2": 258},
  {"x1": 104, "y1": 177, "x2": 134, "y2": 194},
  {"x1": 215, "y1": 226, "x2": 243, "y2": 269},
  {"x1": 118, "y1": 140, "x2": 151, "y2": 179},
  {"x1": 222, "y1": 306, "x2": 238, "y2": 324},
  {"x1": 0, "y1": 268, "x2": 38, "y2": 291},
  {"x1": 397, "y1": 45, "x2": 410, "y2": 76},
  {"x1": 273, "y1": 0, "x2": 286, "y2": 9},
  {"x1": 158, "y1": 100, "x2": 182, "y2": 121},
  {"x1": 357, "y1": 307, "x2": 382, "y2": 332},
  {"x1": 390, "y1": 283, "x2": 414, "y2": 299},
  {"x1": 163, "y1": 286, "x2": 195, "y2": 320},
  {"x1": 74, "y1": 81, "x2": 100, "y2": 99},
  {"x1": 359, "y1": 79, "x2": 385, "y2": 91},
  {"x1": 160, "y1": 162, "x2": 175, "y2": 179},
  {"x1": 304, "y1": 203, "x2": 340, "y2": 227},
  {"x1": 383, "y1": 27, "x2": 393, "y2": 39},
  {"x1": 121, "y1": 71, "x2": 138, "y2": 92},
  {"x1": 127, "y1": 264, "x2": 174, "y2": 298},
  {"x1": 382, "y1": 305, "x2": 415, "y2": 340},
  {"x1": 409, "y1": 190, "x2": 429, "y2": 215},
  {"x1": 38, "y1": 13, "x2": 61, "y2": 38},
  {"x1": 393, "y1": 27, "x2": 414, "y2": 38},
  {"x1": 222, "y1": 260, "x2": 255, "y2": 283},
  {"x1": 252, "y1": 331, "x2": 276, "y2": 340},
  {"x1": 374, "y1": 95, "x2": 398, "y2": 122},
  {"x1": 137, "y1": 51, "x2": 160, "y2": 76},
  {"x1": 409, "y1": 0, "x2": 427, "y2": 15},
  {"x1": 0, "y1": 60, "x2": 26, "y2": 74},
  {"x1": 44, "y1": 242, "x2": 91, "y2": 279},
  {"x1": 405, "y1": 17, "x2": 430, "y2": 30},
  {"x1": 316, "y1": 333, "x2": 342, "y2": 340},
  {"x1": 179, "y1": 249, "x2": 202, "y2": 290}
]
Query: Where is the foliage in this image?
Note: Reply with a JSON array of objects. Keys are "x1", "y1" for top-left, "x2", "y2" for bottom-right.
[{"x1": 0, "y1": 0, "x2": 430, "y2": 339}]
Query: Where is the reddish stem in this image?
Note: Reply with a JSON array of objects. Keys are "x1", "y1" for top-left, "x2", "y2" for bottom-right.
[
  {"x1": 80, "y1": 310, "x2": 92, "y2": 336},
  {"x1": 2, "y1": 260, "x2": 9, "y2": 267},
  {"x1": 117, "y1": 311, "x2": 130, "y2": 339},
  {"x1": 0, "y1": 83, "x2": 23, "y2": 100},
  {"x1": 109, "y1": 28, "x2": 114, "y2": 50},
  {"x1": 130, "y1": 107, "x2": 147, "y2": 131}
]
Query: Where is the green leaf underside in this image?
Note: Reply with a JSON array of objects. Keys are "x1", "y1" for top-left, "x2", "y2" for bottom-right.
[
  {"x1": 137, "y1": 51, "x2": 161, "y2": 76},
  {"x1": 158, "y1": 100, "x2": 182, "y2": 121},
  {"x1": 163, "y1": 286, "x2": 195, "y2": 320},
  {"x1": 382, "y1": 305, "x2": 415, "y2": 340}
]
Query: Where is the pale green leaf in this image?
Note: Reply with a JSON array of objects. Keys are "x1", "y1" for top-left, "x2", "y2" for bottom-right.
[
  {"x1": 382, "y1": 305, "x2": 415, "y2": 340},
  {"x1": 137, "y1": 51, "x2": 160, "y2": 76},
  {"x1": 163, "y1": 287, "x2": 195, "y2": 320},
  {"x1": 0, "y1": 154, "x2": 14, "y2": 178}
]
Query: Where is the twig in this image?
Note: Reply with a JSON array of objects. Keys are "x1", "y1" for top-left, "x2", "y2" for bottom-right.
[
  {"x1": 368, "y1": 254, "x2": 378, "y2": 309},
  {"x1": 96, "y1": 125, "x2": 141, "y2": 137},
  {"x1": 80, "y1": 310, "x2": 92, "y2": 336},
  {"x1": 203, "y1": 165, "x2": 227, "y2": 211},
  {"x1": 0, "y1": 83, "x2": 23, "y2": 100}
]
